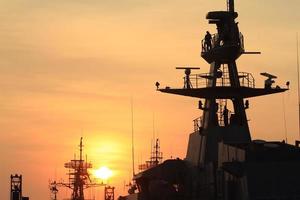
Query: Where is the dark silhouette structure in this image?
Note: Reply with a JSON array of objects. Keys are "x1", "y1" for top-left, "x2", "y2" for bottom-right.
[
  {"x1": 49, "y1": 181, "x2": 59, "y2": 200},
  {"x1": 120, "y1": 0, "x2": 300, "y2": 200},
  {"x1": 105, "y1": 186, "x2": 115, "y2": 200},
  {"x1": 138, "y1": 138, "x2": 163, "y2": 172},
  {"x1": 10, "y1": 174, "x2": 30, "y2": 200},
  {"x1": 11, "y1": 174, "x2": 22, "y2": 200},
  {"x1": 49, "y1": 138, "x2": 105, "y2": 200}
]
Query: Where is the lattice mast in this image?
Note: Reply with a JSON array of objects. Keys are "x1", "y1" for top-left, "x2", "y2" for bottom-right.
[
  {"x1": 150, "y1": 139, "x2": 163, "y2": 166},
  {"x1": 138, "y1": 139, "x2": 163, "y2": 171},
  {"x1": 158, "y1": 0, "x2": 287, "y2": 164},
  {"x1": 104, "y1": 186, "x2": 115, "y2": 200},
  {"x1": 50, "y1": 138, "x2": 104, "y2": 200},
  {"x1": 152, "y1": 0, "x2": 290, "y2": 199},
  {"x1": 10, "y1": 174, "x2": 22, "y2": 200},
  {"x1": 49, "y1": 181, "x2": 58, "y2": 200}
]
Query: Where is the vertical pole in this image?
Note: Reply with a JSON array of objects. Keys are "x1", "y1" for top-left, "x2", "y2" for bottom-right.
[
  {"x1": 282, "y1": 94, "x2": 288, "y2": 143},
  {"x1": 297, "y1": 33, "x2": 300, "y2": 139},
  {"x1": 131, "y1": 98, "x2": 135, "y2": 176},
  {"x1": 80, "y1": 137, "x2": 83, "y2": 161},
  {"x1": 10, "y1": 175, "x2": 12, "y2": 200},
  {"x1": 79, "y1": 138, "x2": 84, "y2": 200},
  {"x1": 227, "y1": 0, "x2": 234, "y2": 12},
  {"x1": 20, "y1": 175, "x2": 22, "y2": 200}
]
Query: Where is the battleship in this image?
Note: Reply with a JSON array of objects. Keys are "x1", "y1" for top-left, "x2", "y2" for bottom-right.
[{"x1": 119, "y1": 0, "x2": 300, "y2": 200}]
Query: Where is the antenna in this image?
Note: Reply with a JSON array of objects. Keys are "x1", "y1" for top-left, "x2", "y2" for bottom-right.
[
  {"x1": 297, "y1": 33, "x2": 300, "y2": 139},
  {"x1": 260, "y1": 72, "x2": 277, "y2": 89},
  {"x1": 227, "y1": 0, "x2": 234, "y2": 12},
  {"x1": 131, "y1": 97, "x2": 135, "y2": 176},
  {"x1": 176, "y1": 67, "x2": 200, "y2": 89},
  {"x1": 282, "y1": 94, "x2": 288, "y2": 143},
  {"x1": 152, "y1": 112, "x2": 156, "y2": 140},
  {"x1": 80, "y1": 137, "x2": 83, "y2": 161},
  {"x1": 260, "y1": 72, "x2": 277, "y2": 79},
  {"x1": 151, "y1": 113, "x2": 159, "y2": 159}
]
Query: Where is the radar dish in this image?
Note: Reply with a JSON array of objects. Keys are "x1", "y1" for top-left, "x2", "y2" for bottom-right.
[{"x1": 260, "y1": 72, "x2": 277, "y2": 79}]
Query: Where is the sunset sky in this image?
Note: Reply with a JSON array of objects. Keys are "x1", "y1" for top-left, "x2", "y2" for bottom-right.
[{"x1": 0, "y1": 0, "x2": 300, "y2": 199}]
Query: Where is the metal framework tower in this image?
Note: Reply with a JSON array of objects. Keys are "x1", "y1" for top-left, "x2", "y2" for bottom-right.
[
  {"x1": 150, "y1": 139, "x2": 163, "y2": 166},
  {"x1": 49, "y1": 181, "x2": 58, "y2": 200},
  {"x1": 11, "y1": 174, "x2": 22, "y2": 200},
  {"x1": 50, "y1": 138, "x2": 104, "y2": 200},
  {"x1": 138, "y1": 138, "x2": 163, "y2": 171},
  {"x1": 104, "y1": 186, "x2": 115, "y2": 200}
]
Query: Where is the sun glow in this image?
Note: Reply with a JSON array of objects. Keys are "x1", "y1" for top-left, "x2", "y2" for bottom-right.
[{"x1": 93, "y1": 166, "x2": 113, "y2": 180}]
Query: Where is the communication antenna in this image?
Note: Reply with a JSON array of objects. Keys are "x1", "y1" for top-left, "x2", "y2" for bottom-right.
[
  {"x1": 297, "y1": 33, "x2": 300, "y2": 139},
  {"x1": 152, "y1": 112, "x2": 157, "y2": 150},
  {"x1": 152, "y1": 112, "x2": 155, "y2": 140},
  {"x1": 282, "y1": 94, "x2": 288, "y2": 143},
  {"x1": 227, "y1": 0, "x2": 234, "y2": 12},
  {"x1": 131, "y1": 97, "x2": 136, "y2": 176}
]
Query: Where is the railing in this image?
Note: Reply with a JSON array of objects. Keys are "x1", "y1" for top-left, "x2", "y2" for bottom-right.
[
  {"x1": 239, "y1": 72, "x2": 255, "y2": 88},
  {"x1": 201, "y1": 32, "x2": 245, "y2": 53},
  {"x1": 184, "y1": 71, "x2": 255, "y2": 89}
]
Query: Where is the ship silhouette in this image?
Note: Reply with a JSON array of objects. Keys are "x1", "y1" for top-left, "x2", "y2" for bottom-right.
[{"x1": 119, "y1": 0, "x2": 300, "y2": 200}]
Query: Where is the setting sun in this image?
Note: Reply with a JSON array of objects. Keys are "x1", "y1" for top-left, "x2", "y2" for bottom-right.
[{"x1": 93, "y1": 166, "x2": 113, "y2": 180}]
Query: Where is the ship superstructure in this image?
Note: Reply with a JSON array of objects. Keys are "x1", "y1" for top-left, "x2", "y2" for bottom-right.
[{"x1": 120, "y1": 0, "x2": 300, "y2": 200}]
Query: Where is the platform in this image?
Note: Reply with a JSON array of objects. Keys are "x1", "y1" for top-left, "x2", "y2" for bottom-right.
[{"x1": 159, "y1": 86, "x2": 287, "y2": 99}]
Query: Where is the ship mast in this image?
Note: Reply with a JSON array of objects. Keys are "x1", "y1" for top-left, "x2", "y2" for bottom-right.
[
  {"x1": 49, "y1": 138, "x2": 104, "y2": 200},
  {"x1": 158, "y1": 0, "x2": 288, "y2": 195}
]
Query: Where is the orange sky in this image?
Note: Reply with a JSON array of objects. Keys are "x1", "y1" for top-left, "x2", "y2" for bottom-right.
[{"x1": 0, "y1": 0, "x2": 300, "y2": 199}]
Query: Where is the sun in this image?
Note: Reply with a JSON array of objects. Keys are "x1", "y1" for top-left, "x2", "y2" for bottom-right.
[{"x1": 93, "y1": 166, "x2": 113, "y2": 180}]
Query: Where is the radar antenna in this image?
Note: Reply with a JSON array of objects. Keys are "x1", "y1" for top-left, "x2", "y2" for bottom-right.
[
  {"x1": 176, "y1": 67, "x2": 200, "y2": 89},
  {"x1": 260, "y1": 72, "x2": 277, "y2": 89}
]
